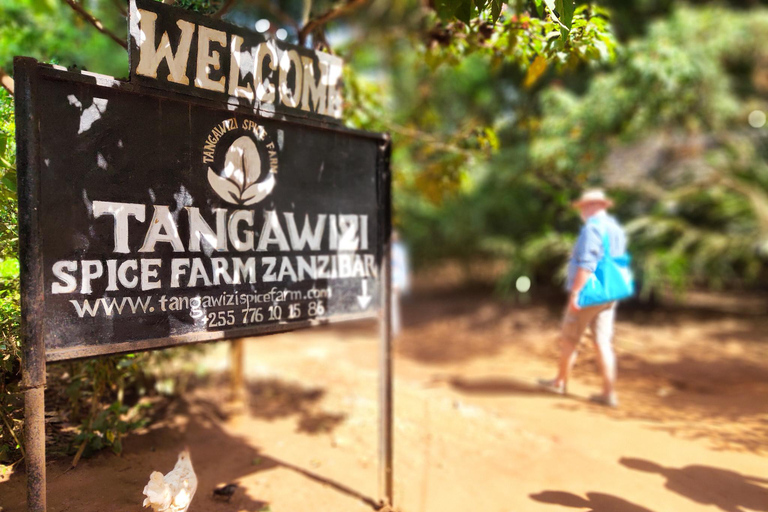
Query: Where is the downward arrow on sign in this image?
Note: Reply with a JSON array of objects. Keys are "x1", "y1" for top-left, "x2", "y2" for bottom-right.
[{"x1": 357, "y1": 279, "x2": 372, "y2": 309}]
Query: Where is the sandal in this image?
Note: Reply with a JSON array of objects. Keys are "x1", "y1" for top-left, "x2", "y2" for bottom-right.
[
  {"x1": 537, "y1": 378, "x2": 565, "y2": 395},
  {"x1": 589, "y1": 393, "x2": 619, "y2": 408}
]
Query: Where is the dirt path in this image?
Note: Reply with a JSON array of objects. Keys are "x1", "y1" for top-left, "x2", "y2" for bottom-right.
[{"x1": 2, "y1": 291, "x2": 767, "y2": 512}]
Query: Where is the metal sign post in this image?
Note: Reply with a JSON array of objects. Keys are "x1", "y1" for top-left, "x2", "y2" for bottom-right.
[
  {"x1": 378, "y1": 141, "x2": 393, "y2": 508},
  {"x1": 16, "y1": 56, "x2": 47, "y2": 512}
]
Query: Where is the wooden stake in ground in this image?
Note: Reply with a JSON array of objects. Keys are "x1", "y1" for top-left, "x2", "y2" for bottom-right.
[{"x1": 229, "y1": 338, "x2": 246, "y2": 412}]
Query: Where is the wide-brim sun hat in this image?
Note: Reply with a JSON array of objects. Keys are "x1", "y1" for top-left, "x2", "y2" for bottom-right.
[{"x1": 572, "y1": 188, "x2": 614, "y2": 208}]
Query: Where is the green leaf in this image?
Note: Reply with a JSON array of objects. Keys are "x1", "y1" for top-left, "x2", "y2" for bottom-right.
[
  {"x1": 2, "y1": 172, "x2": 16, "y2": 194},
  {"x1": 456, "y1": 0, "x2": 473, "y2": 25},
  {"x1": 534, "y1": 0, "x2": 544, "y2": 17},
  {"x1": 0, "y1": 133, "x2": 7, "y2": 160},
  {"x1": 0, "y1": 258, "x2": 19, "y2": 279},
  {"x1": 92, "y1": 411, "x2": 108, "y2": 432},
  {"x1": 543, "y1": 5, "x2": 563, "y2": 37},
  {"x1": 490, "y1": 0, "x2": 503, "y2": 23},
  {"x1": 28, "y1": 0, "x2": 56, "y2": 14},
  {"x1": 434, "y1": 0, "x2": 457, "y2": 20},
  {"x1": 555, "y1": 0, "x2": 575, "y2": 29},
  {"x1": 555, "y1": 0, "x2": 575, "y2": 40}
]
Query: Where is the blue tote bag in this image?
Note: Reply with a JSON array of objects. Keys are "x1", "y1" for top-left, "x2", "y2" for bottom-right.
[{"x1": 577, "y1": 228, "x2": 635, "y2": 308}]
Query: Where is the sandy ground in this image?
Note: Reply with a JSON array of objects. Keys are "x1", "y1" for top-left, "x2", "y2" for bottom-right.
[{"x1": 1, "y1": 289, "x2": 768, "y2": 512}]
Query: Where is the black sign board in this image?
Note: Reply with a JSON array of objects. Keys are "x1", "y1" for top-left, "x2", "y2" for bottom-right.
[
  {"x1": 17, "y1": 4, "x2": 392, "y2": 509},
  {"x1": 16, "y1": 61, "x2": 388, "y2": 363},
  {"x1": 128, "y1": 0, "x2": 345, "y2": 123}
]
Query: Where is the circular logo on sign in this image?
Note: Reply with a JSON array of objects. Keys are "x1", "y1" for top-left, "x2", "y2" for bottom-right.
[{"x1": 204, "y1": 119, "x2": 278, "y2": 206}]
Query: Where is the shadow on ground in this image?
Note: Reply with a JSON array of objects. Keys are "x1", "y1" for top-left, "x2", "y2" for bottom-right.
[
  {"x1": 448, "y1": 375, "x2": 575, "y2": 398},
  {"x1": 395, "y1": 291, "x2": 553, "y2": 364},
  {"x1": 530, "y1": 458, "x2": 768, "y2": 512},
  {"x1": 531, "y1": 491, "x2": 657, "y2": 512},
  {"x1": 246, "y1": 378, "x2": 346, "y2": 434},
  {"x1": 620, "y1": 458, "x2": 768, "y2": 512},
  {"x1": 184, "y1": 373, "x2": 348, "y2": 435},
  {"x1": 1, "y1": 396, "x2": 274, "y2": 512},
  {"x1": 0, "y1": 377, "x2": 366, "y2": 512},
  {"x1": 607, "y1": 355, "x2": 768, "y2": 454},
  {"x1": 392, "y1": 291, "x2": 768, "y2": 455}
]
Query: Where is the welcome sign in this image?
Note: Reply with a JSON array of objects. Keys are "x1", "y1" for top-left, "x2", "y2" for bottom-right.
[
  {"x1": 16, "y1": 3, "x2": 391, "y2": 509},
  {"x1": 16, "y1": 56, "x2": 387, "y2": 362},
  {"x1": 129, "y1": 0, "x2": 344, "y2": 121}
]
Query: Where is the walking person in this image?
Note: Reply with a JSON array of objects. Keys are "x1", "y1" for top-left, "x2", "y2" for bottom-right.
[
  {"x1": 539, "y1": 189, "x2": 630, "y2": 407},
  {"x1": 391, "y1": 230, "x2": 410, "y2": 337}
]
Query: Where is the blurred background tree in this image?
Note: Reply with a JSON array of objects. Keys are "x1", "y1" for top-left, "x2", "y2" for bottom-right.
[
  {"x1": 526, "y1": 7, "x2": 768, "y2": 298},
  {"x1": 1, "y1": 0, "x2": 767, "y2": 466}
]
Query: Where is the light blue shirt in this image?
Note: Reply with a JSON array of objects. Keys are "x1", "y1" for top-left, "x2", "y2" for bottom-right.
[{"x1": 566, "y1": 211, "x2": 627, "y2": 291}]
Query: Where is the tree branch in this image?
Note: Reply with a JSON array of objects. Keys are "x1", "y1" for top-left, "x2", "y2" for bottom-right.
[
  {"x1": 0, "y1": 410, "x2": 25, "y2": 463},
  {"x1": 299, "y1": 0, "x2": 369, "y2": 44},
  {"x1": 390, "y1": 122, "x2": 477, "y2": 158},
  {"x1": 353, "y1": 98, "x2": 477, "y2": 158},
  {"x1": 61, "y1": 0, "x2": 127, "y2": 49},
  {"x1": 111, "y1": 0, "x2": 127, "y2": 17},
  {"x1": 246, "y1": 0, "x2": 299, "y2": 31},
  {"x1": 212, "y1": 0, "x2": 236, "y2": 18},
  {"x1": 0, "y1": 68, "x2": 14, "y2": 96},
  {"x1": 314, "y1": 29, "x2": 333, "y2": 53}
]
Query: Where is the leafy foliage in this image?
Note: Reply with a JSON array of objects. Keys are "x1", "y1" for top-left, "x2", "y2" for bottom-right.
[
  {"x1": 424, "y1": 3, "x2": 617, "y2": 80},
  {"x1": 175, "y1": 0, "x2": 226, "y2": 15},
  {"x1": 528, "y1": 6, "x2": 768, "y2": 293},
  {"x1": 65, "y1": 356, "x2": 153, "y2": 458},
  {"x1": 0, "y1": 0, "x2": 127, "y2": 77},
  {"x1": 382, "y1": 4, "x2": 768, "y2": 298},
  {"x1": 0, "y1": 88, "x2": 21, "y2": 464}
]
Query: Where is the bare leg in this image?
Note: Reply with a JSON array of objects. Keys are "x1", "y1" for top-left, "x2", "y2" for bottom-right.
[
  {"x1": 554, "y1": 338, "x2": 579, "y2": 392},
  {"x1": 391, "y1": 288, "x2": 401, "y2": 338},
  {"x1": 591, "y1": 304, "x2": 617, "y2": 399},
  {"x1": 541, "y1": 305, "x2": 599, "y2": 393},
  {"x1": 550, "y1": 308, "x2": 586, "y2": 391}
]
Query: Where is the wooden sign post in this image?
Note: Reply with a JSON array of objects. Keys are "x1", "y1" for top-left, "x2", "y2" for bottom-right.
[{"x1": 14, "y1": 2, "x2": 393, "y2": 509}]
